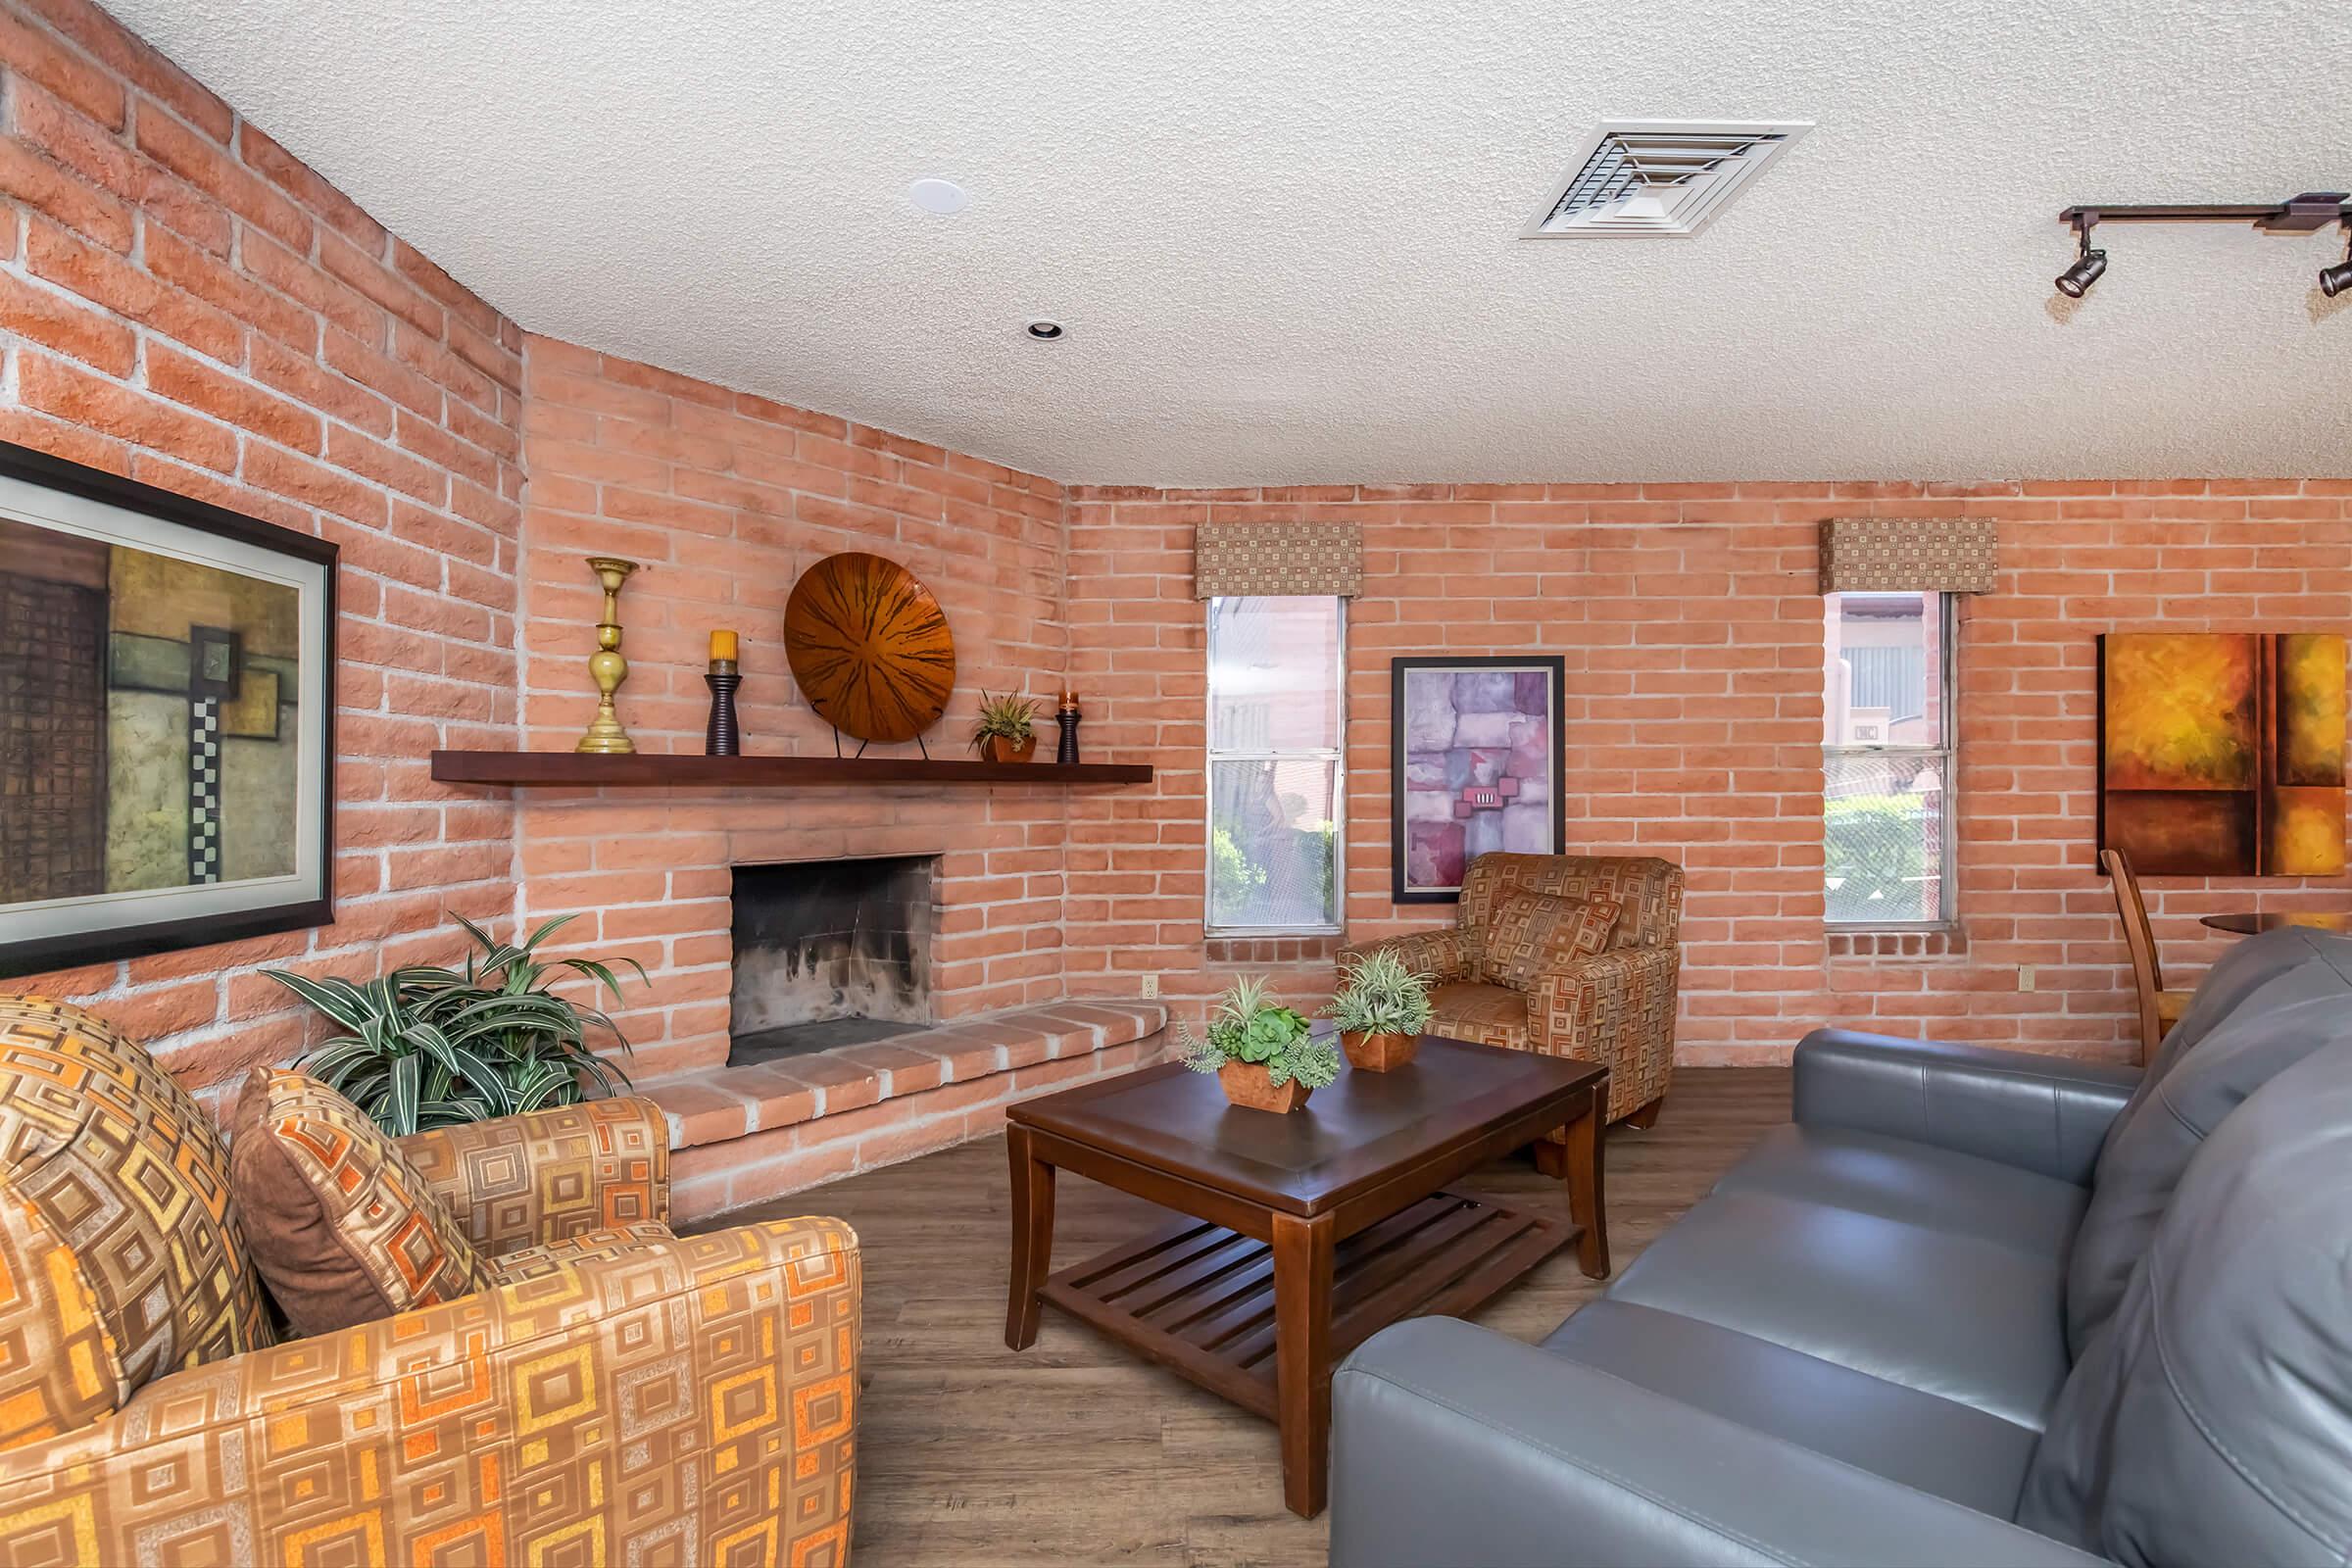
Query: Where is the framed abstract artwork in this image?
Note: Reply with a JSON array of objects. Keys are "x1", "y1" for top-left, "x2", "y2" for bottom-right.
[
  {"x1": 0, "y1": 442, "x2": 337, "y2": 976},
  {"x1": 2098, "y1": 631, "x2": 2346, "y2": 877},
  {"x1": 1391, "y1": 656, "x2": 1565, "y2": 902}
]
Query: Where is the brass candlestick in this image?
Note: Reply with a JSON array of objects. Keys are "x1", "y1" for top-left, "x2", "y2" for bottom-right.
[{"x1": 575, "y1": 556, "x2": 640, "y2": 755}]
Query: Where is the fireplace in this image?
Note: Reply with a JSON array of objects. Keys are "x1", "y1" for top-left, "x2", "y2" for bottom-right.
[{"x1": 729, "y1": 856, "x2": 936, "y2": 1066}]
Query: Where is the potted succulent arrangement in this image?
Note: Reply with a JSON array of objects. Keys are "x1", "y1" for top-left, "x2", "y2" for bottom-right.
[
  {"x1": 266, "y1": 912, "x2": 640, "y2": 1137},
  {"x1": 1324, "y1": 947, "x2": 1434, "y2": 1071},
  {"x1": 1174, "y1": 975, "x2": 1343, "y2": 1113},
  {"x1": 971, "y1": 690, "x2": 1041, "y2": 763}
]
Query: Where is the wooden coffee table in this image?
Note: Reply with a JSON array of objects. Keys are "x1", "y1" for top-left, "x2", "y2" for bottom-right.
[{"x1": 1004, "y1": 1034, "x2": 1608, "y2": 1518}]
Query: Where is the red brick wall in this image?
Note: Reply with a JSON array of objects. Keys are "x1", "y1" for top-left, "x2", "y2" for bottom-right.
[
  {"x1": 0, "y1": 0, "x2": 524, "y2": 1093},
  {"x1": 1063, "y1": 481, "x2": 2352, "y2": 1065},
  {"x1": 8, "y1": 1, "x2": 2347, "y2": 1095},
  {"x1": 513, "y1": 338, "x2": 1073, "y2": 1076}
]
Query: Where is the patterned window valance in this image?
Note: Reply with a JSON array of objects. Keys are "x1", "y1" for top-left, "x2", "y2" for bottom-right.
[
  {"x1": 1194, "y1": 522, "x2": 1363, "y2": 600},
  {"x1": 1819, "y1": 516, "x2": 1998, "y2": 595}
]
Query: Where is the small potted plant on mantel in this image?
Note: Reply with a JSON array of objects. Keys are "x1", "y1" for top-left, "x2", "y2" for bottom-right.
[
  {"x1": 1324, "y1": 947, "x2": 1434, "y2": 1071},
  {"x1": 1175, "y1": 975, "x2": 1343, "y2": 1113},
  {"x1": 971, "y1": 691, "x2": 1040, "y2": 763}
]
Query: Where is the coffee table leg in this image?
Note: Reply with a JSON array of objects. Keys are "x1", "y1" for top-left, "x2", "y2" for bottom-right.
[
  {"x1": 1004, "y1": 1124, "x2": 1055, "y2": 1350},
  {"x1": 1271, "y1": 1209, "x2": 1337, "y2": 1518},
  {"x1": 1562, "y1": 1079, "x2": 1611, "y2": 1279}
]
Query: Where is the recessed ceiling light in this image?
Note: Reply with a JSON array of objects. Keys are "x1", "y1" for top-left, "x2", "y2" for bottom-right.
[
  {"x1": 1024, "y1": 319, "x2": 1064, "y2": 341},
  {"x1": 906, "y1": 177, "x2": 968, "y2": 216}
]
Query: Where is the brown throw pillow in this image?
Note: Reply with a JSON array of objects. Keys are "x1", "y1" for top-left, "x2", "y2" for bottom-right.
[
  {"x1": 1479, "y1": 893, "x2": 1621, "y2": 989},
  {"x1": 231, "y1": 1068, "x2": 491, "y2": 1336}
]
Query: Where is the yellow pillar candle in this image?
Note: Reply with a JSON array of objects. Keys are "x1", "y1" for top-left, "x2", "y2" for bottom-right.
[{"x1": 710, "y1": 629, "x2": 739, "y2": 662}]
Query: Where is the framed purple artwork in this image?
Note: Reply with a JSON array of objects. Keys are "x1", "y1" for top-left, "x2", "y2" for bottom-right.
[{"x1": 1391, "y1": 656, "x2": 1565, "y2": 903}]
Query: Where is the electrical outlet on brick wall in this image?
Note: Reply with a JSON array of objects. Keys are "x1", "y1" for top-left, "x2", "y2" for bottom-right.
[
  {"x1": 1141, "y1": 973, "x2": 1159, "y2": 999},
  {"x1": 2018, "y1": 965, "x2": 2036, "y2": 993}
]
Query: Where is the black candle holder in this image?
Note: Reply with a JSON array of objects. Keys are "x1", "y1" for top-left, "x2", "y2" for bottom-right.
[
  {"x1": 1054, "y1": 698, "x2": 1082, "y2": 765},
  {"x1": 704, "y1": 662, "x2": 742, "y2": 756}
]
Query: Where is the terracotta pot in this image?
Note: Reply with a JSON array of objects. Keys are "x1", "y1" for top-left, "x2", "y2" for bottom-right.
[
  {"x1": 1216, "y1": 1061, "x2": 1313, "y2": 1113},
  {"x1": 1341, "y1": 1029, "x2": 1419, "y2": 1071},
  {"x1": 979, "y1": 733, "x2": 1038, "y2": 764}
]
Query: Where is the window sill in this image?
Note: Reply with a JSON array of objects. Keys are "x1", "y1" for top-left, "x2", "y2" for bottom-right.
[
  {"x1": 1827, "y1": 927, "x2": 1967, "y2": 960},
  {"x1": 1203, "y1": 934, "x2": 1346, "y2": 968}
]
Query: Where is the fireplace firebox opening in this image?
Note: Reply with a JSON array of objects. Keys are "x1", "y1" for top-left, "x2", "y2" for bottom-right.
[{"x1": 728, "y1": 855, "x2": 936, "y2": 1066}]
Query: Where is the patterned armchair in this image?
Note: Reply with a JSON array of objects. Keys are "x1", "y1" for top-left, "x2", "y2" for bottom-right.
[
  {"x1": 1339, "y1": 854, "x2": 1685, "y2": 1133},
  {"x1": 0, "y1": 995, "x2": 858, "y2": 1567}
]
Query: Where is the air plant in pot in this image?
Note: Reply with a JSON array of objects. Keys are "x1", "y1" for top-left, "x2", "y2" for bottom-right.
[
  {"x1": 971, "y1": 690, "x2": 1040, "y2": 763},
  {"x1": 1174, "y1": 974, "x2": 1342, "y2": 1113},
  {"x1": 1323, "y1": 947, "x2": 1434, "y2": 1071}
]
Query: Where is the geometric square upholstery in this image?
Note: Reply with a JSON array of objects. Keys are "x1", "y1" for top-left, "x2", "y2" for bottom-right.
[
  {"x1": 1478, "y1": 892, "x2": 1618, "y2": 988},
  {"x1": 1457, "y1": 853, "x2": 1685, "y2": 954},
  {"x1": 485, "y1": 1220, "x2": 677, "y2": 1284},
  {"x1": 399, "y1": 1096, "x2": 669, "y2": 1257},
  {"x1": 0, "y1": 995, "x2": 273, "y2": 1395},
  {"x1": 229, "y1": 1068, "x2": 491, "y2": 1336},
  {"x1": 0, "y1": 1190, "x2": 122, "y2": 1451}
]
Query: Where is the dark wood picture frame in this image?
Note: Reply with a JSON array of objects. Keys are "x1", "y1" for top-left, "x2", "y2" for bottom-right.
[
  {"x1": 0, "y1": 440, "x2": 337, "y2": 977},
  {"x1": 1390, "y1": 655, "x2": 1566, "y2": 904}
]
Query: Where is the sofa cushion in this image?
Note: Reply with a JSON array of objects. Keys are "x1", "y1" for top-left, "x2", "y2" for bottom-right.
[
  {"x1": 1476, "y1": 893, "x2": 1618, "y2": 988},
  {"x1": 0, "y1": 996, "x2": 274, "y2": 1396},
  {"x1": 1543, "y1": 1299, "x2": 2041, "y2": 1518},
  {"x1": 1604, "y1": 1189, "x2": 2070, "y2": 1429},
  {"x1": 2066, "y1": 937, "x2": 2352, "y2": 1354},
  {"x1": 2020, "y1": 1042, "x2": 2352, "y2": 1564},
  {"x1": 0, "y1": 1194, "x2": 123, "y2": 1450},
  {"x1": 1712, "y1": 1124, "x2": 2087, "y2": 1261},
  {"x1": 231, "y1": 1069, "x2": 492, "y2": 1335},
  {"x1": 2101, "y1": 924, "x2": 2349, "y2": 1149},
  {"x1": 1424, "y1": 981, "x2": 1531, "y2": 1051},
  {"x1": 1456, "y1": 853, "x2": 1683, "y2": 950},
  {"x1": 484, "y1": 1221, "x2": 676, "y2": 1285}
]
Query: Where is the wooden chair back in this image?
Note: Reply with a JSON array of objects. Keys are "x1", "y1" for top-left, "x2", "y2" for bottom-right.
[{"x1": 2101, "y1": 848, "x2": 2166, "y2": 1063}]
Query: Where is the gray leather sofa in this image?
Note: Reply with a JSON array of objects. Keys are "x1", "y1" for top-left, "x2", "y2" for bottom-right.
[{"x1": 1331, "y1": 925, "x2": 2352, "y2": 1567}]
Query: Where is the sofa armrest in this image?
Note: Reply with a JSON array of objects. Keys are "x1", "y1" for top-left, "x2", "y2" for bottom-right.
[
  {"x1": 1793, "y1": 1027, "x2": 2140, "y2": 1185},
  {"x1": 1336, "y1": 927, "x2": 1474, "y2": 986},
  {"x1": 399, "y1": 1094, "x2": 669, "y2": 1254},
  {"x1": 0, "y1": 1216, "x2": 858, "y2": 1564},
  {"x1": 1331, "y1": 1317, "x2": 2108, "y2": 1568}
]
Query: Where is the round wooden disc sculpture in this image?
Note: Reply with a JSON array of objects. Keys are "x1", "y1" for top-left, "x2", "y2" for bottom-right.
[{"x1": 784, "y1": 552, "x2": 957, "y2": 745}]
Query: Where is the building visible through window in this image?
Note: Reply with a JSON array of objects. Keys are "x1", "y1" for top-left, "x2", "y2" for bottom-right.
[
  {"x1": 1205, "y1": 597, "x2": 1344, "y2": 934},
  {"x1": 1823, "y1": 591, "x2": 1953, "y2": 926}
]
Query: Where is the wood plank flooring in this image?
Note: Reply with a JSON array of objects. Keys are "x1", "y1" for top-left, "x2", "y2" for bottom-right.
[{"x1": 711, "y1": 1065, "x2": 1791, "y2": 1566}]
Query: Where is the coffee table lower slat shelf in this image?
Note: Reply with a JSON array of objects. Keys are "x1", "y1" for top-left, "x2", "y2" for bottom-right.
[{"x1": 1038, "y1": 1191, "x2": 1578, "y2": 1418}]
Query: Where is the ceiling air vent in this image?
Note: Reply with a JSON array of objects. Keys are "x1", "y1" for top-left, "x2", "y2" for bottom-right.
[{"x1": 1522, "y1": 119, "x2": 1813, "y2": 238}]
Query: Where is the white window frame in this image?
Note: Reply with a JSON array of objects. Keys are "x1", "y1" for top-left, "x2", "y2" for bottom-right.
[
  {"x1": 1203, "y1": 596, "x2": 1347, "y2": 938},
  {"x1": 1823, "y1": 591, "x2": 1958, "y2": 932}
]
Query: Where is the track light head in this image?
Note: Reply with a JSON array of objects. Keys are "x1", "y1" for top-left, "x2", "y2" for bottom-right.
[
  {"x1": 2055, "y1": 250, "x2": 2106, "y2": 297},
  {"x1": 2055, "y1": 217, "x2": 2107, "y2": 299},
  {"x1": 2323, "y1": 226, "x2": 2352, "y2": 298}
]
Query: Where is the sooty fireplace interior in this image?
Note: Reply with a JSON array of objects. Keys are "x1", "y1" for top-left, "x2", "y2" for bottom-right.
[{"x1": 729, "y1": 856, "x2": 936, "y2": 1066}]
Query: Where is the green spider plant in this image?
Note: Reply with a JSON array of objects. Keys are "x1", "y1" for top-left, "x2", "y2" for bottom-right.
[{"x1": 265, "y1": 912, "x2": 642, "y2": 1138}]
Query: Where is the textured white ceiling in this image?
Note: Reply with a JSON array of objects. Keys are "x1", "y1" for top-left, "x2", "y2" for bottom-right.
[{"x1": 111, "y1": 0, "x2": 2352, "y2": 484}]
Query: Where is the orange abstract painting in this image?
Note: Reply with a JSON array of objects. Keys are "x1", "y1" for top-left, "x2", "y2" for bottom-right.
[{"x1": 2100, "y1": 632, "x2": 2346, "y2": 876}]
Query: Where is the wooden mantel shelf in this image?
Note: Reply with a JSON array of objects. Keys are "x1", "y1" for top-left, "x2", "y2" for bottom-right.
[{"x1": 428, "y1": 751, "x2": 1154, "y2": 788}]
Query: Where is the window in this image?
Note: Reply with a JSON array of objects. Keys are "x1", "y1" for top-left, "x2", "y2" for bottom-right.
[
  {"x1": 1824, "y1": 591, "x2": 1954, "y2": 927},
  {"x1": 1206, "y1": 597, "x2": 1345, "y2": 935}
]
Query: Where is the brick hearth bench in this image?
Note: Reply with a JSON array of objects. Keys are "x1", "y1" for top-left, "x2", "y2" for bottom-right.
[{"x1": 642, "y1": 1002, "x2": 1167, "y2": 1221}]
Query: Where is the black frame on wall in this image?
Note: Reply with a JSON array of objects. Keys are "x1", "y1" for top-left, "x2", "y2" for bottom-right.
[
  {"x1": 0, "y1": 440, "x2": 339, "y2": 977},
  {"x1": 1389, "y1": 655, "x2": 1567, "y2": 904}
]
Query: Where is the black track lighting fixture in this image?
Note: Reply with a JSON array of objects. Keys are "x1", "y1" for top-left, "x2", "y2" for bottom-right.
[
  {"x1": 2055, "y1": 216, "x2": 2106, "y2": 298},
  {"x1": 2053, "y1": 192, "x2": 2350, "y2": 300},
  {"x1": 2322, "y1": 222, "x2": 2352, "y2": 299}
]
